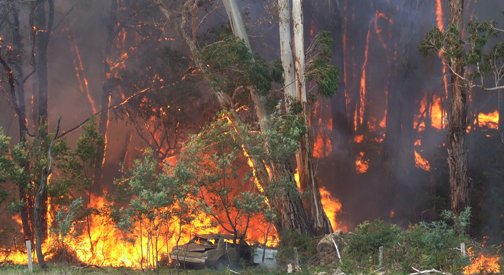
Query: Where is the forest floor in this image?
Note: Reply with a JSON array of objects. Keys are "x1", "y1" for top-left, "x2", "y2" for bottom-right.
[{"x1": 0, "y1": 264, "x2": 287, "y2": 275}]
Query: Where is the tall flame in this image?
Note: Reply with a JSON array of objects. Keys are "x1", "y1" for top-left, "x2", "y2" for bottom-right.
[
  {"x1": 319, "y1": 187, "x2": 343, "y2": 232},
  {"x1": 431, "y1": 95, "x2": 445, "y2": 130},
  {"x1": 358, "y1": 22, "x2": 372, "y2": 129}
]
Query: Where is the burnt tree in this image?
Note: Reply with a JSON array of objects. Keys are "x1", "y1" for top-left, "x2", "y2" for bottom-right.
[{"x1": 445, "y1": 0, "x2": 470, "y2": 214}]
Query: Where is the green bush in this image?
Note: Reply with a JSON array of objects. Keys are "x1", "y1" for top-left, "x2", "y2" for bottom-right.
[
  {"x1": 339, "y1": 209, "x2": 473, "y2": 274},
  {"x1": 341, "y1": 220, "x2": 401, "y2": 272},
  {"x1": 277, "y1": 231, "x2": 318, "y2": 267}
]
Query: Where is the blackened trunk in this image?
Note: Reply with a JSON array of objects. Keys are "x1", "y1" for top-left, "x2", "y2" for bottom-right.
[
  {"x1": 34, "y1": 170, "x2": 49, "y2": 269},
  {"x1": 32, "y1": 0, "x2": 54, "y2": 268},
  {"x1": 447, "y1": 0, "x2": 470, "y2": 214},
  {"x1": 94, "y1": 0, "x2": 118, "y2": 194}
]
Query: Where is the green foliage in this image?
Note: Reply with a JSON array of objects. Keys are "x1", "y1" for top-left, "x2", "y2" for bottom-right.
[
  {"x1": 201, "y1": 35, "x2": 281, "y2": 96},
  {"x1": 339, "y1": 208, "x2": 473, "y2": 274},
  {"x1": 52, "y1": 120, "x2": 103, "y2": 204},
  {"x1": 114, "y1": 149, "x2": 195, "y2": 232},
  {"x1": 343, "y1": 220, "x2": 401, "y2": 267},
  {"x1": 420, "y1": 19, "x2": 504, "y2": 89},
  {"x1": 0, "y1": 128, "x2": 13, "y2": 203},
  {"x1": 263, "y1": 108, "x2": 306, "y2": 163},
  {"x1": 52, "y1": 198, "x2": 84, "y2": 240},
  {"x1": 277, "y1": 231, "x2": 318, "y2": 266},
  {"x1": 306, "y1": 31, "x2": 339, "y2": 97}
]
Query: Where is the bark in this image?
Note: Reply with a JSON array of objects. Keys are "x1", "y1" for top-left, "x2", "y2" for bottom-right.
[
  {"x1": 93, "y1": 0, "x2": 118, "y2": 194},
  {"x1": 34, "y1": 121, "x2": 59, "y2": 270},
  {"x1": 32, "y1": 0, "x2": 54, "y2": 267},
  {"x1": 447, "y1": 0, "x2": 470, "y2": 214},
  {"x1": 278, "y1": 0, "x2": 297, "y2": 106},
  {"x1": 0, "y1": 4, "x2": 34, "y2": 240},
  {"x1": 34, "y1": 0, "x2": 53, "y2": 127},
  {"x1": 292, "y1": 0, "x2": 332, "y2": 234}
]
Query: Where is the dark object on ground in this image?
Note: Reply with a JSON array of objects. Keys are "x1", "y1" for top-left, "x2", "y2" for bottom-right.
[{"x1": 170, "y1": 234, "x2": 251, "y2": 269}]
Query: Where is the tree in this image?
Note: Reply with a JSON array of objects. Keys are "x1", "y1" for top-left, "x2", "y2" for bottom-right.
[
  {"x1": 152, "y1": 0, "x2": 314, "y2": 236},
  {"x1": 421, "y1": 0, "x2": 504, "y2": 213},
  {"x1": 286, "y1": 0, "x2": 338, "y2": 234},
  {"x1": 180, "y1": 115, "x2": 269, "y2": 244},
  {"x1": 0, "y1": 0, "x2": 34, "y2": 247},
  {"x1": 113, "y1": 149, "x2": 197, "y2": 270}
]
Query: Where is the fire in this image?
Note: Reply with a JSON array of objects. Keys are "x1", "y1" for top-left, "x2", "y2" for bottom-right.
[
  {"x1": 101, "y1": 94, "x2": 112, "y2": 168},
  {"x1": 1, "y1": 192, "x2": 278, "y2": 268},
  {"x1": 313, "y1": 132, "x2": 332, "y2": 158},
  {"x1": 66, "y1": 28, "x2": 97, "y2": 114},
  {"x1": 358, "y1": 22, "x2": 372, "y2": 129},
  {"x1": 355, "y1": 151, "x2": 369, "y2": 174},
  {"x1": 464, "y1": 248, "x2": 501, "y2": 275},
  {"x1": 319, "y1": 187, "x2": 343, "y2": 231},
  {"x1": 374, "y1": 11, "x2": 393, "y2": 49},
  {"x1": 294, "y1": 169, "x2": 301, "y2": 189},
  {"x1": 389, "y1": 209, "x2": 395, "y2": 219},
  {"x1": 354, "y1": 134, "x2": 364, "y2": 144},
  {"x1": 478, "y1": 110, "x2": 499, "y2": 129},
  {"x1": 414, "y1": 95, "x2": 427, "y2": 133},
  {"x1": 431, "y1": 95, "x2": 444, "y2": 130},
  {"x1": 434, "y1": 0, "x2": 450, "y2": 99},
  {"x1": 414, "y1": 150, "x2": 431, "y2": 172},
  {"x1": 435, "y1": 0, "x2": 445, "y2": 33}
]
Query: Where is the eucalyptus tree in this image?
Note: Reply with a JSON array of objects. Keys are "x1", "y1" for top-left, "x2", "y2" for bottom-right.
[{"x1": 421, "y1": 0, "x2": 504, "y2": 213}]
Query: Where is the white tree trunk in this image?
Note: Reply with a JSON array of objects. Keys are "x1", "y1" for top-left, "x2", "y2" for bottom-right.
[
  {"x1": 222, "y1": 0, "x2": 252, "y2": 50},
  {"x1": 292, "y1": 0, "x2": 307, "y2": 103},
  {"x1": 222, "y1": 0, "x2": 272, "y2": 131},
  {"x1": 291, "y1": 0, "x2": 332, "y2": 234},
  {"x1": 278, "y1": 0, "x2": 297, "y2": 107}
]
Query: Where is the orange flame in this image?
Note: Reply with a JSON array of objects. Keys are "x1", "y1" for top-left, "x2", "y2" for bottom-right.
[
  {"x1": 431, "y1": 95, "x2": 445, "y2": 130},
  {"x1": 101, "y1": 95, "x2": 112, "y2": 168},
  {"x1": 464, "y1": 248, "x2": 501, "y2": 275},
  {"x1": 478, "y1": 110, "x2": 499, "y2": 129},
  {"x1": 355, "y1": 151, "x2": 369, "y2": 174},
  {"x1": 319, "y1": 187, "x2": 343, "y2": 232},
  {"x1": 358, "y1": 23, "x2": 372, "y2": 129},
  {"x1": 435, "y1": 0, "x2": 449, "y2": 99},
  {"x1": 354, "y1": 134, "x2": 364, "y2": 144},
  {"x1": 414, "y1": 150, "x2": 431, "y2": 172},
  {"x1": 66, "y1": 28, "x2": 97, "y2": 113}
]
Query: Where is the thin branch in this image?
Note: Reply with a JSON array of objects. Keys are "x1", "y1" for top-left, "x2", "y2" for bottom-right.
[{"x1": 56, "y1": 88, "x2": 150, "y2": 139}]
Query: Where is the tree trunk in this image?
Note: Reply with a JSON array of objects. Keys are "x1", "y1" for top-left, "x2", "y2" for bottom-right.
[
  {"x1": 292, "y1": 0, "x2": 332, "y2": 234},
  {"x1": 499, "y1": 90, "x2": 504, "y2": 143},
  {"x1": 5, "y1": 0, "x2": 34, "y2": 243},
  {"x1": 32, "y1": 0, "x2": 54, "y2": 268},
  {"x1": 94, "y1": 0, "x2": 118, "y2": 194},
  {"x1": 278, "y1": 0, "x2": 297, "y2": 106},
  {"x1": 34, "y1": 169, "x2": 49, "y2": 269},
  {"x1": 223, "y1": 0, "x2": 320, "y2": 234},
  {"x1": 447, "y1": 0, "x2": 470, "y2": 214}
]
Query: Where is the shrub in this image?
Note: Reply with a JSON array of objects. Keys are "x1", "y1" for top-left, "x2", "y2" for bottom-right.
[{"x1": 339, "y1": 209, "x2": 472, "y2": 274}]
